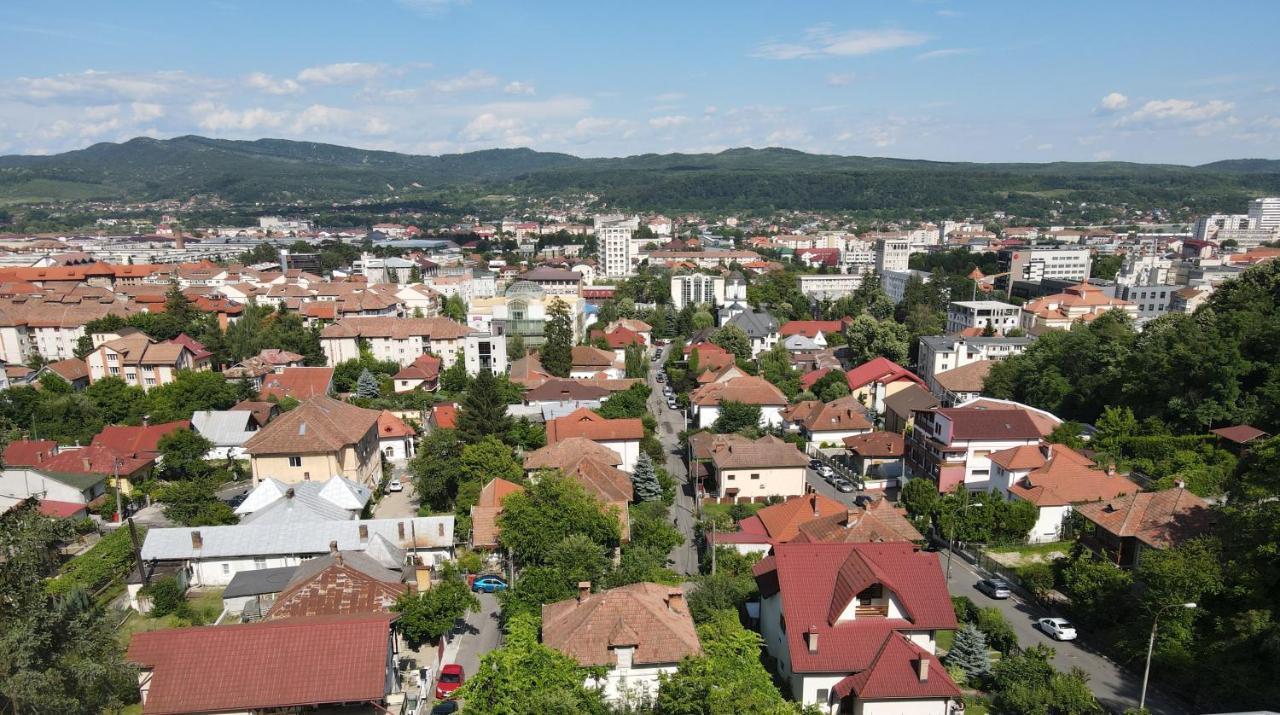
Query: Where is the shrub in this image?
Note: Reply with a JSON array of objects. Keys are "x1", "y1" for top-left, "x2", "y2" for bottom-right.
[
  {"x1": 1019, "y1": 562, "x2": 1055, "y2": 599},
  {"x1": 144, "y1": 577, "x2": 188, "y2": 618},
  {"x1": 977, "y1": 607, "x2": 1019, "y2": 655},
  {"x1": 952, "y1": 595, "x2": 980, "y2": 624}
]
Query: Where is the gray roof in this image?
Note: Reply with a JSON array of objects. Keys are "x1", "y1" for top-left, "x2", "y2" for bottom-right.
[
  {"x1": 919, "y1": 335, "x2": 1036, "y2": 351},
  {"x1": 140, "y1": 515, "x2": 454, "y2": 562},
  {"x1": 235, "y1": 477, "x2": 370, "y2": 519},
  {"x1": 287, "y1": 550, "x2": 402, "y2": 587},
  {"x1": 726, "y1": 309, "x2": 778, "y2": 339},
  {"x1": 883, "y1": 383, "x2": 940, "y2": 416},
  {"x1": 223, "y1": 566, "x2": 298, "y2": 598},
  {"x1": 191, "y1": 410, "x2": 257, "y2": 447}
]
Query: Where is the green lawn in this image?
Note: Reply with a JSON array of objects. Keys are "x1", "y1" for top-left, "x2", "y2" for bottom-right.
[
  {"x1": 701, "y1": 502, "x2": 765, "y2": 523},
  {"x1": 117, "y1": 588, "x2": 226, "y2": 645},
  {"x1": 987, "y1": 540, "x2": 1071, "y2": 557},
  {"x1": 937, "y1": 629, "x2": 955, "y2": 653}
]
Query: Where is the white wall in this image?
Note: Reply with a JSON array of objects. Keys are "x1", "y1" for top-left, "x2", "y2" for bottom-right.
[
  {"x1": 856, "y1": 699, "x2": 950, "y2": 715},
  {"x1": 717, "y1": 466, "x2": 806, "y2": 499},
  {"x1": 1026, "y1": 503, "x2": 1070, "y2": 544},
  {"x1": 598, "y1": 439, "x2": 641, "y2": 473},
  {"x1": 589, "y1": 660, "x2": 678, "y2": 706}
]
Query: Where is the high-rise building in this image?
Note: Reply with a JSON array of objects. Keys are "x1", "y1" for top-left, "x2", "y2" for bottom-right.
[
  {"x1": 1248, "y1": 197, "x2": 1280, "y2": 231},
  {"x1": 670, "y1": 274, "x2": 725, "y2": 311},
  {"x1": 594, "y1": 214, "x2": 639, "y2": 278},
  {"x1": 874, "y1": 236, "x2": 911, "y2": 274},
  {"x1": 999, "y1": 246, "x2": 1091, "y2": 284}
]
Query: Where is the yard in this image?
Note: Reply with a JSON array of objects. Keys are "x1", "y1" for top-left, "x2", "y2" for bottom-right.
[
  {"x1": 116, "y1": 588, "x2": 226, "y2": 646},
  {"x1": 984, "y1": 540, "x2": 1071, "y2": 568}
]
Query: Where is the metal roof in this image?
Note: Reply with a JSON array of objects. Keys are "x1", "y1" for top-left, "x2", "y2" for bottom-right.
[{"x1": 140, "y1": 515, "x2": 454, "y2": 561}]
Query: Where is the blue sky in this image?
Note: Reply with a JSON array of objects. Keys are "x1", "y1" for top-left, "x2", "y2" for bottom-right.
[{"x1": 1, "y1": 0, "x2": 1277, "y2": 163}]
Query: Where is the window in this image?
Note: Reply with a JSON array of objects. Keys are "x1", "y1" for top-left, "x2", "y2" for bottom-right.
[
  {"x1": 222, "y1": 564, "x2": 230, "y2": 575},
  {"x1": 109, "y1": 366, "x2": 119, "y2": 375},
  {"x1": 288, "y1": 456, "x2": 302, "y2": 467},
  {"x1": 750, "y1": 473, "x2": 760, "y2": 480},
  {"x1": 816, "y1": 689, "x2": 829, "y2": 704},
  {"x1": 254, "y1": 557, "x2": 267, "y2": 569}
]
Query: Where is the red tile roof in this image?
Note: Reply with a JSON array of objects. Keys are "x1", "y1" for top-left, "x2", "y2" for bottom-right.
[
  {"x1": 780, "y1": 319, "x2": 848, "y2": 338},
  {"x1": 832, "y1": 632, "x2": 960, "y2": 700},
  {"x1": 376, "y1": 411, "x2": 416, "y2": 439},
  {"x1": 754, "y1": 493, "x2": 849, "y2": 541},
  {"x1": 542, "y1": 583, "x2": 701, "y2": 667},
  {"x1": 431, "y1": 403, "x2": 457, "y2": 430},
  {"x1": 590, "y1": 326, "x2": 647, "y2": 348},
  {"x1": 1075, "y1": 487, "x2": 1214, "y2": 549},
  {"x1": 792, "y1": 500, "x2": 924, "y2": 544},
  {"x1": 37, "y1": 500, "x2": 88, "y2": 518},
  {"x1": 91, "y1": 421, "x2": 190, "y2": 457},
  {"x1": 126, "y1": 614, "x2": 393, "y2": 715},
  {"x1": 471, "y1": 478, "x2": 525, "y2": 548},
  {"x1": 1210, "y1": 424, "x2": 1269, "y2": 444},
  {"x1": 752, "y1": 542, "x2": 956, "y2": 674},
  {"x1": 546, "y1": 407, "x2": 643, "y2": 443},
  {"x1": 845, "y1": 358, "x2": 926, "y2": 392},
  {"x1": 799, "y1": 367, "x2": 832, "y2": 390},
  {"x1": 690, "y1": 375, "x2": 788, "y2": 407},
  {"x1": 41, "y1": 444, "x2": 152, "y2": 477},
  {"x1": 842, "y1": 431, "x2": 905, "y2": 458},
  {"x1": 259, "y1": 367, "x2": 334, "y2": 400},
  {"x1": 3, "y1": 439, "x2": 58, "y2": 467}
]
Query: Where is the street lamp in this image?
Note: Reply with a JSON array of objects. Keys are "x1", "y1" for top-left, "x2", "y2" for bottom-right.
[
  {"x1": 1139, "y1": 602, "x2": 1197, "y2": 711},
  {"x1": 945, "y1": 502, "x2": 983, "y2": 580}
]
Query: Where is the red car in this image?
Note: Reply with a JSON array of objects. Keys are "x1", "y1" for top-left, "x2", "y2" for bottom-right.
[{"x1": 435, "y1": 664, "x2": 465, "y2": 700}]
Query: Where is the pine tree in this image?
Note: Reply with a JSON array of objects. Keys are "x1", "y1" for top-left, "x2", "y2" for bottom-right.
[
  {"x1": 945, "y1": 623, "x2": 992, "y2": 683},
  {"x1": 630, "y1": 452, "x2": 663, "y2": 502},
  {"x1": 356, "y1": 368, "x2": 381, "y2": 398},
  {"x1": 456, "y1": 369, "x2": 514, "y2": 443},
  {"x1": 541, "y1": 298, "x2": 574, "y2": 378}
]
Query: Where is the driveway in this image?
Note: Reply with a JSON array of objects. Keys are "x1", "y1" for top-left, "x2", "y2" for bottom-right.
[
  {"x1": 947, "y1": 554, "x2": 1189, "y2": 714},
  {"x1": 374, "y1": 473, "x2": 418, "y2": 519},
  {"x1": 648, "y1": 349, "x2": 699, "y2": 576}
]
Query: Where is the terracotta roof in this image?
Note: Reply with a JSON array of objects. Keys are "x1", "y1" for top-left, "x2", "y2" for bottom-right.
[
  {"x1": 170, "y1": 333, "x2": 212, "y2": 361},
  {"x1": 546, "y1": 407, "x2": 643, "y2": 443},
  {"x1": 37, "y1": 500, "x2": 87, "y2": 518},
  {"x1": 564, "y1": 455, "x2": 635, "y2": 504},
  {"x1": 832, "y1": 632, "x2": 960, "y2": 701},
  {"x1": 687, "y1": 343, "x2": 735, "y2": 373},
  {"x1": 243, "y1": 396, "x2": 380, "y2": 455},
  {"x1": 780, "y1": 319, "x2": 847, "y2": 338},
  {"x1": 752, "y1": 542, "x2": 956, "y2": 674},
  {"x1": 988, "y1": 444, "x2": 1048, "y2": 470},
  {"x1": 1075, "y1": 487, "x2": 1214, "y2": 549},
  {"x1": 799, "y1": 367, "x2": 832, "y2": 391},
  {"x1": 265, "y1": 553, "x2": 406, "y2": 619},
  {"x1": 1210, "y1": 424, "x2": 1269, "y2": 444},
  {"x1": 690, "y1": 375, "x2": 788, "y2": 407},
  {"x1": 590, "y1": 326, "x2": 647, "y2": 348},
  {"x1": 393, "y1": 354, "x2": 441, "y2": 383},
  {"x1": 232, "y1": 400, "x2": 278, "y2": 429},
  {"x1": 523, "y1": 378, "x2": 610, "y2": 403},
  {"x1": 126, "y1": 614, "x2": 394, "y2": 715},
  {"x1": 320, "y1": 316, "x2": 472, "y2": 340},
  {"x1": 91, "y1": 421, "x2": 190, "y2": 457},
  {"x1": 41, "y1": 444, "x2": 151, "y2": 478},
  {"x1": 957, "y1": 397, "x2": 1062, "y2": 437},
  {"x1": 431, "y1": 403, "x2": 457, "y2": 430},
  {"x1": 842, "y1": 431, "x2": 905, "y2": 458},
  {"x1": 845, "y1": 358, "x2": 926, "y2": 392},
  {"x1": 794, "y1": 396, "x2": 874, "y2": 433},
  {"x1": 524, "y1": 438, "x2": 622, "y2": 470},
  {"x1": 542, "y1": 583, "x2": 702, "y2": 667},
  {"x1": 471, "y1": 478, "x2": 525, "y2": 548},
  {"x1": 932, "y1": 360, "x2": 993, "y2": 394},
  {"x1": 571, "y1": 345, "x2": 616, "y2": 368},
  {"x1": 45, "y1": 357, "x2": 88, "y2": 383},
  {"x1": 709, "y1": 434, "x2": 809, "y2": 470},
  {"x1": 1007, "y1": 448, "x2": 1139, "y2": 507},
  {"x1": 97, "y1": 333, "x2": 191, "y2": 366},
  {"x1": 792, "y1": 500, "x2": 924, "y2": 544},
  {"x1": 936, "y1": 407, "x2": 1041, "y2": 441},
  {"x1": 376, "y1": 411, "x2": 416, "y2": 439},
  {"x1": 259, "y1": 367, "x2": 334, "y2": 401},
  {"x1": 3, "y1": 439, "x2": 57, "y2": 467},
  {"x1": 753, "y1": 493, "x2": 848, "y2": 541}
]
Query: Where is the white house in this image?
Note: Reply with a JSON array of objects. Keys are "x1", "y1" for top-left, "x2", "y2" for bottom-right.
[
  {"x1": 707, "y1": 434, "x2": 809, "y2": 500},
  {"x1": 376, "y1": 411, "x2": 416, "y2": 462},
  {"x1": 545, "y1": 408, "x2": 643, "y2": 473},
  {"x1": 190, "y1": 410, "x2": 259, "y2": 460},
  {"x1": 233, "y1": 476, "x2": 371, "y2": 523},
  {"x1": 689, "y1": 376, "x2": 788, "y2": 430},
  {"x1": 945, "y1": 300, "x2": 1023, "y2": 335},
  {"x1": 906, "y1": 407, "x2": 1043, "y2": 493}
]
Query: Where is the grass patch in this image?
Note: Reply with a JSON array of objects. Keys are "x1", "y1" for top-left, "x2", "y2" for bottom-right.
[
  {"x1": 988, "y1": 540, "x2": 1071, "y2": 557},
  {"x1": 936, "y1": 629, "x2": 955, "y2": 653},
  {"x1": 702, "y1": 502, "x2": 765, "y2": 522},
  {"x1": 117, "y1": 588, "x2": 226, "y2": 645}
]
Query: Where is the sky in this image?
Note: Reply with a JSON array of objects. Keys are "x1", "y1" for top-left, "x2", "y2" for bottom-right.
[{"x1": 1, "y1": 0, "x2": 1278, "y2": 164}]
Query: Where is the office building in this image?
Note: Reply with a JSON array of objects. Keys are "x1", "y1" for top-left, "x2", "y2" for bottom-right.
[
  {"x1": 1248, "y1": 197, "x2": 1280, "y2": 231},
  {"x1": 670, "y1": 274, "x2": 725, "y2": 311},
  {"x1": 874, "y1": 236, "x2": 911, "y2": 274},
  {"x1": 999, "y1": 246, "x2": 1092, "y2": 284},
  {"x1": 945, "y1": 301, "x2": 1023, "y2": 335}
]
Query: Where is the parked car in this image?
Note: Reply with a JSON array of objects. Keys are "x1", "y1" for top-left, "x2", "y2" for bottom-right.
[
  {"x1": 976, "y1": 578, "x2": 1012, "y2": 599},
  {"x1": 668, "y1": 401, "x2": 678, "y2": 411},
  {"x1": 819, "y1": 465, "x2": 835, "y2": 478},
  {"x1": 387, "y1": 479, "x2": 403, "y2": 492},
  {"x1": 853, "y1": 494, "x2": 875, "y2": 508},
  {"x1": 1037, "y1": 617, "x2": 1077, "y2": 641},
  {"x1": 808, "y1": 458, "x2": 824, "y2": 471},
  {"x1": 431, "y1": 701, "x2": 459, "y2": 714},
  {"x1": 471, "y1": 575, "x2": 508, "y2": 593},
  {"x1": 832, "y1": 477, "x2": 856, "y2": 493},
  {"x1": 435, "y1": 664, "x2": 465, "y2": 699},
  {"x1": 656, "y1": 373, "x2": 665, "y2": 383}
]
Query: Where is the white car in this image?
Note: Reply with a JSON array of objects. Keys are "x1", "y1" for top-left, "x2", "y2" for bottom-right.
[
  {"x1": 387, "y1": 478, "x2": 403, "y2": 492},
  {"x1": 1038, "y1": 617, "x2": 1077, "y2": 641}
]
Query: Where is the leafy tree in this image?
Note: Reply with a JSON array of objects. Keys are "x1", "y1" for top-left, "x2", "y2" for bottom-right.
[
  {"x1": 656, "y1": 609, "x2": 794, "y2": 715},
  {"x1": 38, "y1": 372, "x2": 72, "y2": 394},
  {"x1": 541, "y1": 298, "x2": 574, "y2": 378},
  {"x1": 409, "y1": 428, "x2": 463, "y2": 511},
  {"x1": 355, "y1": 368, "x2": 381, "y2": 398},
  {"x1": 844, "y1": 314, "x2": 909, "y2": 365},
  {"x1": 153, "y1": 478, "x2": 237, "y2": 526},
  {"x1": 32, "y1": 393, "x2": 104, "y2": 445},
  {"x1": 976, "y1": 607, "x2": 1019, "y2": 655},
  {"x1": 456, "y1": 369, "x2": 514, "y2": 444},
  {"x1": 1047, "y1": 421, "x2": 1087, "y2": 450},
  {"x1": 507, "y1": 333, "x2": 525, "y2": 359},
  {"x1": 497, "y1": 471, "x2": 621, "y2": 564},
  {"x1": 691, "y1": 309, "x2": 714, "y2": 330},
  {"x1": 145, "y1": 370, "x2": 244, "y2": 422},
  {"x1": 598, "y1": 384, "x2": 651, "y2": 419},
  {"x1": 631, "y1": 451, "x2": 663, "y2": 502},
  {"x1": 811, "y1": 369, "x2": 851, "y2": 403},
  {"x1": 946, "y1": 624, "x2": 992, "y2": 683},
  {"x1": 546, "y1": 533, "x2": 611, "y2": 587},
  {"x1": 1059, "y1": 550, "x2": 1133, "y2": 628},
  {"x1": 442, "y1": 294, "x2": 467, "y2": 323},
  {"x1": 439, "y1": 350, "x2": 469, "y2": 394},
  {"x1": 456, "y1": 436, "x2": 523, "y2": 512},
  {"x1": 899, "y1": 477, "x2": 940, "y2": 523},
  {"x1": 157, "y1": 428, "x2": 215, "y2": 480},
  {"x1": 455, "y1": 612, "x2": 608, "y2": 714},
  {"x1": 85, "y1": 377, "x2": 147, "y2": 425},
  {"x1": 144, "y1": 576, "x2": 188, "y2": 618},
  {"x1": 759, "y1": 342, "x2": 801, "y2": 399},
  {"x1": 624, "y1": 343, "x2": 647, "y2": 379},
  {"x1": 711, "y1": 324, "x2": 751, "y2": 362},
  {"x1": 990, "y1": 644, "x2": 1102, "y2": 715},
  {"x1": 498, "y1": 565, "x2": 576, "y2": 622},
  {"x1": 713, "y1": 400, "x2": 761, "y2": 433},
  {"x1": 393, "y1": 563, "x2": 479, "y2": 646}
]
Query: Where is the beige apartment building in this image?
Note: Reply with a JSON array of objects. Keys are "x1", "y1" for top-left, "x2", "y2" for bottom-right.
[{"x1": 243, "y1": 396, "x2": 383, "y2": 488}]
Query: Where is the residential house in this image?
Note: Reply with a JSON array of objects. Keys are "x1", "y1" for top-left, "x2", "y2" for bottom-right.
[
  {"x1": 916, "y1": 335, "x2": 1034, "y2": 395},
  {"x1": 0, "y1": 465, "x2": 106, "y2": 518},
  {"x1": 545, "y1": 408, "x2": 643, "y2": 472},
  {"x1": 723, "y1": 309, "x2": 780, "y2": 358},
  {"x1": 780, "y1": 396, "x2": 874, "y2": 447},
  {"x1": 470, "y1": 477, "x2": 525, "y2": 550},
  {"x1": 392, "y1": 353, "x2": 441, "y2": 393},
  {"x1": 191, "y1": 410, "x2": 259, "y2": 460},
  {"x1": 571, "y1": 345, "x2": 623, "y2": 379},
  {"x1": 945, "y1": 300, "x2": 1022, "y2": 335},
  {"x1": 844, "y1": 358, "x2": 928, "y2": 415},
  {"x1": 791, "y1": 500, "x2": 924, "y2": 545},
  {"x1": 990, "y1": 443, "x2": 1140, "y2": 543},
  {"x1": 780, "y1": 319, "x2": 849, "y2": 348},
  {"x1": 38, "y1": 357, "x2": 89, "y2": 390},
  {"x1": 1209, "y1": 424, "x2": 1270, "y2": 455},
  {"x1": 522, "y1": 378, "x2": 610, "y2": 406},
  {"x1": 264, "y1": 549, "x2": 407, "y2": 620},
  {"x1": 231, "y1": 400, "x2": 280, "y2": 430},
  {"x1": 907, "y1": 407, "x2": 1042, "y2": 493},
  {"x1": 707, "y1": 434, "x2": 809, "y2": 500},
  {"x1": 842, "y1": 432, "x2": 907, "y2": 491},
  {"x1": 37, "y1": 444, "x2": 153, "y2": 497},
  {"x1": 882, "y1": 384, "x2": 938, "y2": 435},
  {"x1": 259, "y1": 366, "x2": 334, "y2": 401},
  {"x1": 954, "y1": 396, "x2": 1063, "y2": 438},
  {"x1": 321, "y1": 316, "x2": 506, "y2": 375},
  {"x1": 138, "y1": 514, "x2": 454, "y2": 586},
  {"x1": 689, "y1": 375, "x2": 789, "y2": 430},
  {"x1": 590, "y1": 325, "x2": 647, "y2": 363},
  {"x1": 931, "y1": 360, "x2": 993, "y2": 406},
  {"x1": 1075, "y1": 486, "x2": 1214, "y2": 568},
  {"x1": 243, "y1": 396, "x2": 383, "y2": 488},
  {"x1": 85, "y1": 332, "x2": 205, "y2": 391},
  {"x1": 2, "y1": 438, "x2": 58, "y2": 467},
  {"x1": 754, "y1": 542, "x2": 960, "y2": 713},
  {"x1": 714, "y1": 493, "x2": 849, "y2": 555},
  {"x1": 126, "y1": 614, "x2": 400, "y2": 715},
  {"x1": 523, "y1": 437, "x2": 634, "y2": 541},
  {"x1": 234, "y1": 477, "x2": 371, "y2": 523},
  {"x1": 542, "y1": 582, "x2": 701, "y2": 705},
  {"x1": 376, "y1": 411, "x2": 416, "y2": 461}
]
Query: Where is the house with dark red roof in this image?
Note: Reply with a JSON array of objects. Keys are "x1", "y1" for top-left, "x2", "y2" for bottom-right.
[
  {"x1": 545, "y1": 407, "x2": 643, "y2": 472},
  {"x1": 907, "y1": 407, "x2": 1043, "y2": 493},
  {"x1": 392, "y1": 353, "x2": 441, "y2": 393},
  {"x1": 376, "y1": 411, "x2": 416, "y2": 461},
  {"x1": 754, "y1": 542, "x2": 960, "y2": 713},
  {"x1": 1074, "y1": 486, "x2": 1214, "y2": 568},
  {"x1": 844, "y1": 358, "x2": 927, "y2": 414},
  {"x1": 259, "y1": 366, "x2": 334, "y2": 401}
]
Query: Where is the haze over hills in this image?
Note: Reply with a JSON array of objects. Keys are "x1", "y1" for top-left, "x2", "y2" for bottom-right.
[{"x1": 0, "y1": 135, "x2": 1278, "y2": 211}]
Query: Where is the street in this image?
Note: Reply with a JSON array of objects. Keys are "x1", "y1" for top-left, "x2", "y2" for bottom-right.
[
  {"x1": 449, "y1": 592, "x2": 502, "y2": 676},
  {"x1": 374, "y1": 464, "x2": 417, "y2": 518},
  {"x1": 946, "y1": 554, "x2": 1188, "y2": 715},
  {"x1": 648, "y1": 347, "x2": 699, "y2": 576}
]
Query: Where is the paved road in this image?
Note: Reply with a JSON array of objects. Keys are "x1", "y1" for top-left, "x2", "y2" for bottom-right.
[
  {"x1": 374, "y1": 464, "x2": 417, "y2": 518},
  {"x1": 947, "y1": 555, "x2": 1188, "y2": 715},
  {"x1": 450, "y1": 592, "x2": 502, "y2": 675},
  {"x1": 648, "y1": 348, "x2": 699, "y2": 576}
]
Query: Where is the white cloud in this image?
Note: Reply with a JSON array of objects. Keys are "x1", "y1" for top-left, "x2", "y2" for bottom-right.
[
  {"x1": 460, "y1": 112, "x2": 531, "y2": 145},
  {"x1": 297, "y1": 62, "x2": 385, "y2": 85},
  {"x1": 826, "y1": 72, "x2": 855, "y2": 86},
  {"x1": 704, "y1": 105, "x2": 718, "y2": 115},
  {"x1": 1036, "y1": 143, "x2": 1054, "y2": 151},
  {"x1": 649, "y1": 115, "x2": 690, "y2": 130},
  {"x1": 754, "y1": 26, "x2": 929, "y2": 60},
  {"x1": 1098, "y1": 92, "x2": 1129, "y2": 112},
  {"x1": 396, "y1": 0, "x2": 469, "y2": 15},
  {"x1": 1120, "y1": 98, "x2": 1233, "y2": 125},
  {"x1": 916, "y1": 48, "x2": 973, "y2": 61},
  {"x1": 246, "y1": 71, "x2": 302, "y2": 95},
  {"x1": 432, "y1": 70, "x2": 499, "y2": 93},
  {"x1": 936, "y1": 9, "x2": 962, "y2": 17},
  {"x1": 555, "y1": 117, "x2": 635, "y2": 144},
  {"x1": 131, "y1": 102, "x2": 165, "y2": 121},
  {"x1": 503, "y1": 81, "x2": 535, "y2": 96},
  {"x1": 3, "y1": 70, "x2": 214, "y2": 105},
  {"x1": 196, "y1": 105, "x2": 289, "y2": 132}
]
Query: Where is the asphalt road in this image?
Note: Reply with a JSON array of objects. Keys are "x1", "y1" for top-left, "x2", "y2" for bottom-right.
[
  {"x1": 453, "y1": 592, "x2": 501, "y2": 676},
  {"x1": 946, "y1": 555, "x2": 1188, "y2": 715},
  {"x1": 648, "y1": 348, "x2": 699, "y2": 576},
  {"x1": 374, "y1": 463, "x2": 417, "y2": 519}
]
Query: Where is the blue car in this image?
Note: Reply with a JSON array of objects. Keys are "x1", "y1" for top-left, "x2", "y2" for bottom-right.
[{"x1": 472, "y1": 576, "x2": 508, "y2": 593}]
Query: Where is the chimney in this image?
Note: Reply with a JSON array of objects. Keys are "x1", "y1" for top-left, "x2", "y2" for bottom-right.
[
  {"x1": 335, "y1": 552, "x2": 343, "y2": 566},
  {"x1": 1174, "y1": 479, "x2": 1186, "y2": 490},
  {"x1": 666, "y1": 589, "x2": 684, "y2": 612},
  {"x1": 285, "y1": 487, "x2": 295, "y2": 499},
  {"x1": 807, "y1": 627, "x2": 819, "y2": 653},
  {"x1": 329, "y1": 540, "x2": 339, "y2": 554},
  {"x1": 811, "y1": 493, "x2": 820, "y2": 517},
  {"x1": 190, "y1": 530, "x2": 203, "y2": 549},
  {"x1": 844, "y1": 509, "x2": 859, "y2": 529},
  {"x1": 82, "y1": 457, "x2": 91, "y2": 471},
  {"x1": 359, "y1": 524, "x2": 369, "y2": 543},
  {"x1": 1105, "y1": 463, "x2": 1116, "y2": 477},
  {"x1": 915, "y1": 656, "x2": 930, "y2": 682},
  {"x1": 577, "y1": 581, "x2": 591, "y2": 603}
]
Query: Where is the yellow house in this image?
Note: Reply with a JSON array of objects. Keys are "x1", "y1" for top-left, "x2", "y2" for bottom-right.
[{"x1": 243, "y1": 396, "x2": 383, "y2": 488}]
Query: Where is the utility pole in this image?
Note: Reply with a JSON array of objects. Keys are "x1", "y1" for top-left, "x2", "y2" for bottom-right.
[
  {"x1": 127, "y1": 517, "x2": 148, "y2": 585},
  {"x1": 1140, "y1": 602, "x2": 1197, "y2": 711},
  {"x1": 113, "y1": 458, "x2": 122, "y2": 523},
  {"x1": 710, "y1": 518, "x2": 716, "y2": 576}
]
